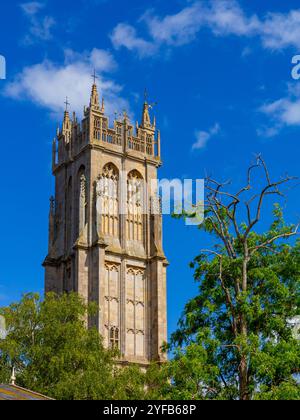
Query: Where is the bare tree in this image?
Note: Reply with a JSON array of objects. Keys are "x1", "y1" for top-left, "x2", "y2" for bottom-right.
[{"x1": 201, "y1": 155, "x2": 299, "y2": 400}]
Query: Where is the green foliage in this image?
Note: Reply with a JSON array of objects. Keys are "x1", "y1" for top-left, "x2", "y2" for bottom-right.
[
  {"x1": 0, "y1": 293, "x2": 146, "y2": 400},
  {"x1": 167, "y1": 179, "x2": 300, "y2": 401},
  {"x1": 1, "y1": 162, "x2": 299, "y2": 401}
]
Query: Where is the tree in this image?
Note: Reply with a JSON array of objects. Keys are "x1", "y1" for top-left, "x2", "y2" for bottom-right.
[
  {"x1": 0, "y1": 292, "x2": 146, "y2": 400},
  {"x1": 170, "y1": 156, "x2": 300, "y2": 400}
]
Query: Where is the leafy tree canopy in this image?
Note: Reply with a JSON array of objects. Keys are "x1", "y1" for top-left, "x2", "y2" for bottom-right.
[
  {"x1": 1, "y1": 157, "x2": 299, "y2": 401},
  {"x1": 0, "y1": 292, "x2": 145, "y2": 400},
  {"x1": 167, "y1": 157, "x2": 300, "y2": 400}
]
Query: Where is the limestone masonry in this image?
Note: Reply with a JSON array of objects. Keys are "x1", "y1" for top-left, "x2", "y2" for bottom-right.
[{"x1": 43, "y1": 82, "x2": 168, "y2": 366}]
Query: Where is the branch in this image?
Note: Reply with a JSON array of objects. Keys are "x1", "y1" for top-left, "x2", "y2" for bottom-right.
[
  {"x1": 201, "y1": 251, "x2": 238, "y2": 337},
  {"x1": 249, "y1": 225, "x2": 300, "y2": 255},
  {"x1": 207, "y1": 197, "x2": 236, "y2": 258},
  {"x1": 254, "y1": 245, "x2": 281, "y2": 255},
  {"x1": 244, "y1": 176, "x2": 296, "y2": 237},
  {"x1": 257, "y1": 155, "x2": 271, "y2": 186},
  {"x1": 200, "y1": 249, "x2": 222, "y2": 258}
]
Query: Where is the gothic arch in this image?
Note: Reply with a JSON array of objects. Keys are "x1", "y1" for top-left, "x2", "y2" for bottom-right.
[
  {"x1": 96, "y1": 163, "x2": 119, "y2": 237},
  {"x1": 125, "y1": 267, "x2": 146, "y2": 357},
  {"x1": 104, "y1": 263, "x2": 120, "y2": 349},
  {"x1": 127, "y1": 170, "x2": 144, "y2": 242},
  {"x1": 109, "y1": 326, "x2": 119, "y2": 349}
]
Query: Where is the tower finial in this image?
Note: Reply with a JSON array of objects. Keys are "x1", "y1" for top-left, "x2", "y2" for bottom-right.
[
  {"x1": 10, "y1": 366, "x2": 16, "y2": 386},
  {"x1": 64, "y1": 96, "x2": 70, "y2": 112},
  {"x1": 141, "y1": 89, "x2": 151, "y2": 128},
  {"x1": 89, "y1": 78, "x2": 100, "y2": 111},
  {"x1": 62, "y1": 97, "x2": 71, "y2": 135},
  {"x1": 144, "y1": 88, "x2": 148, "y2": 103},
  {"x1": 92, "y1": 69, "x2": 98, "y2": 85},
  {"x1": 140, "y1": 90, "x2": 158, "y2": 129},
  {"x1": 123, "y1": 109, "x2": 128, "y2": 123}
]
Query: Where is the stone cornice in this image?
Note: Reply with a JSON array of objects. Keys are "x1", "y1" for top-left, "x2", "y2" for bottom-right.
[{"x1": 53, "y1": 142, "x2": 162, "y2": 174}]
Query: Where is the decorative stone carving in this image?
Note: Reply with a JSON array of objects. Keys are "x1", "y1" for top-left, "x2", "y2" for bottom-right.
[
  {"x1": 97, "y1": 164, "x2": 119, "y2": 237},
  {"x1": 103, "y1": 263, "x2": 120, "y2": 349},
  {"x1": 44, "y1": 82, "x2": 168, "y2": 366},
  {"x1": 127, "y1": 171, "x2": 144, "y2": 242},
  {"x1": 126, "y1": 267, "x2": 145, "y2": 357},
  {"x1": 79, "y1": 173, "x2": 87, "y2": 232},
  {"x1": 151, "y1": 195, "x2": 162, "y2": 215}
]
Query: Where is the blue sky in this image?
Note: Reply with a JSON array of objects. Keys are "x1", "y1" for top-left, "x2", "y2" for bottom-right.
[{"x1": 0, "y1": 0, "x2": 300, "y2": 336}]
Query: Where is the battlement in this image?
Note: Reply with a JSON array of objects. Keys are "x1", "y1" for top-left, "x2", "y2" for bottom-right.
[{"x1": 52, "y1": 83, "x2": 161, "y2": 171}]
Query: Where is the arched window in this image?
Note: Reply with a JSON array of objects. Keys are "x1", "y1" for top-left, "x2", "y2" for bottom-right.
[
  {"x1": 94, "y1": 117, "x2": 101, "y2": 140},
  {"x1": 125, "y1": 268, "x2": 145, "y2": 357},
  {"x1": 104, "y1": 263, "x2": 120, "y2": 349},
  {"x1": 127, "y1": 170, "x2": 144, "y2": 242},
  {"x1": 96, "y1": 164, "x2": 119, "y2": 237},
  {"x1": 110, "y1": 327, "x2": 119, "y2": 349}
]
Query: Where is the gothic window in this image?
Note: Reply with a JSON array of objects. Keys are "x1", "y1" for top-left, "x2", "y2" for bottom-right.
[
  {"x1": 104, "y1": 264, "x2": 120, "y2": 349},
  {"x1": 96, "y1": 164, "x2": 119, "y2": 237},
  {"x1": 136, "y1": 331, "x2": 144, "y2": 357},
  {"x1": 94, "y1": 117, "x2": 101, "y2": 140},
  {"x1": 100, "y1": 119, "x2": 110, "y2": 143},
  {"x1": 125, "y1": 268, "x2": 145, "y2": 357},
  {"x1": 146, "y1": 135, "x2": 153, "y2": 155},
  {"x1": 110, "y1": 327, "x2": 120, "y2": 349},
  {"x1": 127, "y1": 170, "x2": 144, "y2": 242}
]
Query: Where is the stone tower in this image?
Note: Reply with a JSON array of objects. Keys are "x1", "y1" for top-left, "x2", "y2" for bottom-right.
[{"x1": 43, "y1": 82, "x2": 168, "y2": 366}]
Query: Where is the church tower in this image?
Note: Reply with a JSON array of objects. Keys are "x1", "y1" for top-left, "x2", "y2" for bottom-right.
[{"x1": 43, "y1": 81, "x2": 168, "y2": 366}]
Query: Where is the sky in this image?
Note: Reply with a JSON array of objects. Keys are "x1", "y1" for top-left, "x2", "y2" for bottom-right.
[{"x1": 0, "y1": 0, "x2": 300, "y2": 337}]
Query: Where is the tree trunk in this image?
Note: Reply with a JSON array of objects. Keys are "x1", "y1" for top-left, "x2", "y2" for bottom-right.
[
  {"x1": 239, "y1": 251, "x2": 250, "y2": 400},
  {"x1": 239, "y1": 353, "x2": 250, "y2": 400}
]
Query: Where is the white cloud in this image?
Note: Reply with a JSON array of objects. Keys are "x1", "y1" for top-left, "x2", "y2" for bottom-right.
[
  {"x1": 256, "y1": 124, "x2": 281, "y2": 139},
  {"x1": 205, "y1": 0, "x2": 259, "y2": 37},
  {"x1": 143, "y1": 0, "x2": 259, "y2": 46},
  {"x1": 111, "y1": 0, "x2": 300, "y2": 56},
  {"x1": 3, "y1": 49, "x2": 130, "y2": 119},
  {"x1": 110, "y1": 23, "x2": 156, "y2": 57},
  {"x1": 64, "y1": 48, "x2": 117, "y2": 72},
  {"x1": 261, "y1": 97, "x2": 300, "y2": 126},
  {"x1": 90, "y1": 49, "x2": 117, "y2": 72},
  {"x1": 21, "y1": 1, "x2": 44, "y2": 15},
  {"x1": 192, "y1": 123, "x2": 220, "y2": 150},
  {"x1": 20, "y1": 1, "x2": 55, "y2": 44},
  {"x1": 260, "y1": 10, "x2": 300, "y2": 50},
  {"x1": 143, "y1": 3, "x2": 205, "y2": 46},
  {"x1": 259, "y1": 84, "x2": 300, "y2": 136}
]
